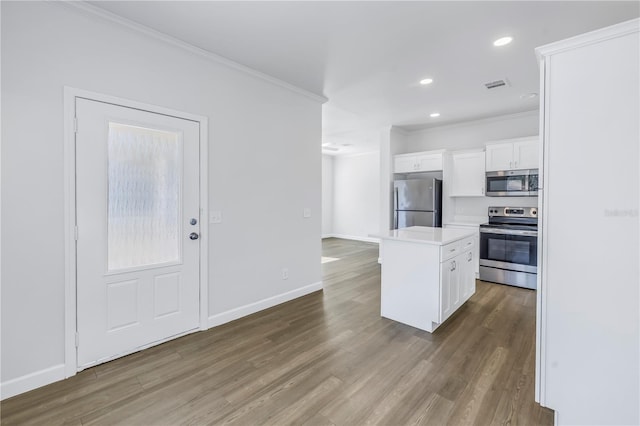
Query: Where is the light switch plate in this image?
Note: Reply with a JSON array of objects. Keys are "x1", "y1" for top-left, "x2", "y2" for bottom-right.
[
  {"x1": 303, "y1": 208, "x2": 311, "y2": 218},
  {"x1": 210, "y1": 210, "x2": 222, "y2": 224}
]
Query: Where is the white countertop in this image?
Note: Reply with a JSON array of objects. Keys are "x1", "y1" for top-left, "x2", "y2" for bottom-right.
[{"x1": 374, "y1": 226, "x2": 476, "y2": 246}]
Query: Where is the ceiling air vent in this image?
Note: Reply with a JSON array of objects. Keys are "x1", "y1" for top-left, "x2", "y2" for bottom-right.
[{"x1": 484, "y1": 79, "x2": 510, "y2": 90}]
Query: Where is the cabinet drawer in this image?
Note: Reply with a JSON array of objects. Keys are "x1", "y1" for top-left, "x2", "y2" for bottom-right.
[
  {"x1": 440, "y1": 237, "x2": 474, "y2": 261},
  {"x1": 441, "y1": 243, "x2": 459, "y2": 261},
  {"x1": 459, "y1": 237, "x2": 474, "y2": 253}
]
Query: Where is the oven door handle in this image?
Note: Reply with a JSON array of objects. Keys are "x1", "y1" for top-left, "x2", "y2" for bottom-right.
[{"x1": 480, "y1": 228, "x2": 538, "y2": 237}]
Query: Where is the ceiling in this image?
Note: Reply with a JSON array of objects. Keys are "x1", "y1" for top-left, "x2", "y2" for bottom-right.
[{"x1": 89, "y1": 1, "x2": 639, "y2": 155}]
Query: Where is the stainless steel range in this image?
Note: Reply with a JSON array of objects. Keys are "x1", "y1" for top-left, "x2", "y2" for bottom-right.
[{"x1": 479, "y1": 206, "x2": 538, "y2": 289}]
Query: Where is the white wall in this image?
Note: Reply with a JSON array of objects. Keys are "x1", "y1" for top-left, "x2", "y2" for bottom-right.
[
  {"x1": 322, "y1": 155, "x2": 334, "y2": 237},
  {"x1": 406, "y1": 110, "x2": 539, "y2": 151},
  {"x1": 404, "y1": 111, "x2": 540, "y2": 220},
  {"x1": 1, "y1": 1, "x2": 322, "y2": 397},
  {"x1": 332, "y1": 151, "x2": 380, "y2": 242}
]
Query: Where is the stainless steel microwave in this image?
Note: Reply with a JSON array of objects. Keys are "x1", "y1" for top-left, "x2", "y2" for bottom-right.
[{"x1": 485, "y1": 169, "x2": 538, "y2": 196}]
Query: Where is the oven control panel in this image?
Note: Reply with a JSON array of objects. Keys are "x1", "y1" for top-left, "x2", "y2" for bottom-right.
[{"x1": 488, "y1": 206, "x2": 537, "y2": 218}]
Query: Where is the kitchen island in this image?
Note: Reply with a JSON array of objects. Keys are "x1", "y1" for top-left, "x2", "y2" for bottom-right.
[{"x1": 377, "y1": 226, "x2": 476, "y2": 333}]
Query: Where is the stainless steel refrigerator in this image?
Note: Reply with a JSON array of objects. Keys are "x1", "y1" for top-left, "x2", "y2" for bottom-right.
[{"x1": 393, "y1": 178, "x2": 442, "y2": 229}]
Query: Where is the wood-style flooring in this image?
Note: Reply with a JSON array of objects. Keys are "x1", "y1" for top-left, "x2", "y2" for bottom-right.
[{"x1": 1, "y1": 238, "x2": 553, "y2": 425}]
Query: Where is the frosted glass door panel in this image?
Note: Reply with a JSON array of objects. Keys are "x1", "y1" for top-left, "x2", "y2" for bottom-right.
[{"x1": 108, "y1": 123, "x2": 183, "y2": 271}]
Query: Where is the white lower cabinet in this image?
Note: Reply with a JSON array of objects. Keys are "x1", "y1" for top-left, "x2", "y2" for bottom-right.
[{"x1": 440, "y1": 244, "x2": 475, "y2": 323}]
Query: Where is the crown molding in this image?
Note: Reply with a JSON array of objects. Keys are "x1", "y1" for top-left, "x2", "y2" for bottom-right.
[
  {"x1": 405, "y1": 109, "x2": 539, "y2": 135},
  {"x1": 58, "y1": 0, "x2": 328, "y2": 104},
  {"x1": 536, "y1": 18, "x2": 639, "y2": 60}
]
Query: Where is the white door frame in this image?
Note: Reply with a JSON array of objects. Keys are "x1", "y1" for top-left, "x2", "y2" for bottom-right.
[{"x1": 63, "y1": 87, "x2": 209, "y2": 378}]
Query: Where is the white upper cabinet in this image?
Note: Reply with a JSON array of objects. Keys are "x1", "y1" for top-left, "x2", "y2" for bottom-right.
[
  {"x1": 450, "y1": 150, "x2": 485, "y2": 197},
  {"x1": 485, "y1": 143, "x2": 514, "y2": 171},
  {"x1": 394, "y1": 150, "x2": 444, "y2": 173},
  {"x1": 485, "y1": 137, "x2": 539, "y2": 171},
  {"x1": 393, "y1": 155, "x2": 418, "y2": 173},
  {"x1": 513, "y1": 139, "x2": 539, "y2": 170}
]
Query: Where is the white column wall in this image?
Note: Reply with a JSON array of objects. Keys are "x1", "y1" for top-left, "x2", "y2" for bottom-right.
[
  {"x1": 322, "y1": 155, "x2": 334, "y2": 237},
  {"x1": 332, "y1": 152, "x2": 380, "y2": 242}
]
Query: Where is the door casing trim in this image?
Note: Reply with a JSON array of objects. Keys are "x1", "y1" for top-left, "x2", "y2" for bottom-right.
[{"x1": 63, "y1": 87, "x2": 209, "y2": 378}]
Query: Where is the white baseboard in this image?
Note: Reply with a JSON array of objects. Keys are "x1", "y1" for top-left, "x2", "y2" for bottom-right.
[
  {"x1": 326, "y1": 234, "x2": 380, "y2": 244},
  {"x1": 208, "y1": 281, "x2": 323, "y2": 328},
  {"x1": 1, "y1": 364, "x2": 65, "y2": 401}
]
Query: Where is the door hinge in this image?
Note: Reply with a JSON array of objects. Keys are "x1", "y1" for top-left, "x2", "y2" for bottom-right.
[
  {"x1": 75, "y1": 332, "x2": 79, "y2": 348},
  {"x1": 74, "y1": 226, "x2": 79, "y2": 241},
  {"x1": 74, "y1": 117, "x2": 78, "y2": 134}
]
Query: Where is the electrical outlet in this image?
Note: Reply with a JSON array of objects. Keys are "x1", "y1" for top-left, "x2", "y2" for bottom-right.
[
  {"x1": 210, "y1": 210, "x2": 222, "y2": 224},
  {"x1": 282, "y1": 268, "x2": 289, "y2": 280},
  {"x1": 303, "y1": 208, "x2": 311, "y2": 218}
]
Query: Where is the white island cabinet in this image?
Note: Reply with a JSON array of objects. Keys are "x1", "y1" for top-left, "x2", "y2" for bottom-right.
[{"x1": 377, "y1": 226, "x2": 476, "y2": 333}]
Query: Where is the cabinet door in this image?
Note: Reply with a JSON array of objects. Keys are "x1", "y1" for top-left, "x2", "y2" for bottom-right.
[
  {"x1": 440, "y1": 260, "x2": 454, "y2": 322},
  {"x1": 473, "y1": 234, "x2": 479, "y2": 276},
  {"x1": 415, "y1": 153, "x2": 443, "y2": 172},
  {"x1": 460, "y1": 249, "x2": 476, "y2": 300},
  {"x1": 394, "y1": 155, "x2": 417, "y2": 173},
  {"x1": 450, "y1": 257, "x2": 461, "y2": 311},
  {"x1": 513, "y1": 139, "x2": 539, "y2": 170},
  {"x1": 451, "y1": 151, "x2": 486, "y2": 196},
  {"x1": 485, "y1": 143, "x2": 514, "y2": 171}
]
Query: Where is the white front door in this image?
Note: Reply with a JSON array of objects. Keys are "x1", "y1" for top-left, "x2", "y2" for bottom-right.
[{"x1": 75, "y1": 98, "x2": 200, "y2": 369}]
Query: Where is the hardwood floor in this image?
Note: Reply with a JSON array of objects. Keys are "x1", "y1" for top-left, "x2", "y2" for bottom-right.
[{"x1": 1, "y1": 238, "x2": 553, "y2": 425}]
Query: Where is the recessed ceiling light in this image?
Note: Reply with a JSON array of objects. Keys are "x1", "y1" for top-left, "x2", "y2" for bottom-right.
[
  {"x1": 520, "y1": 92, "x2": 538, "y2": 99},
  {"x1": 493, "y1": 36, "x2": 513, "y2": 47},
  {"x1": 420, "y1": 78, "x2": 433, "y2": 85},
  {"x1": 430, "y1": 112, "x2": 440, "y2": 118}
]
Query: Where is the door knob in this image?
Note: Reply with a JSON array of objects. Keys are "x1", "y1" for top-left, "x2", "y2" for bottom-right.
[{"x1": 189, "y1": 232, "x2": 199, "y2": 240}]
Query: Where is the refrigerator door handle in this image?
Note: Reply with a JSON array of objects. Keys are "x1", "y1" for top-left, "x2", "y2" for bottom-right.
[
  {"x1": 394, "y1": 187, "x2": 399, "y2": 211},
  {"x1": 394, "y1": 187, "x2": 399, "y2": 229}
]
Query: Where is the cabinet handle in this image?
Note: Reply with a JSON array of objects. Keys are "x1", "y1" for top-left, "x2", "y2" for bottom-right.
[
  {"x1": 468, "y1": 252, "x2": 472, "y2": 261},
  {"x1": 510, "y1": 160, "x2": 513, "y2": 169},
  {"x1": 515, "y1": 160, "x2": 518, "y2": 168}
]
